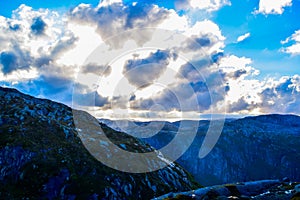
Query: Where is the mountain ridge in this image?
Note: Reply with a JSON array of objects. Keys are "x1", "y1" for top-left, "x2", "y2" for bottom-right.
[
  {"x1": 0, "y1": 86, "x2": 200, "y2": 199},
  {"x1": 101, "y1": 114, "x2": 300, "y2": 186}
]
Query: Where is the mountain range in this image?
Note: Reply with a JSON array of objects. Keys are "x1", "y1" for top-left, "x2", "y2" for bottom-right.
[
  {"x1": 1, "y1": 86, "x2": 300, "y2": 199},
  {"x1": 101, "y1": 115, "x2": 300, "y2": 186}
]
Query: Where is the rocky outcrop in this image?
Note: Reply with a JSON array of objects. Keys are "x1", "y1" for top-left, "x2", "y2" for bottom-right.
[
  {"x1": 154, "y1": 179, "x2": 300, "y2": 200},
  {"x1": 0, "y1": 86, "x2": 200, "y2": 199}
]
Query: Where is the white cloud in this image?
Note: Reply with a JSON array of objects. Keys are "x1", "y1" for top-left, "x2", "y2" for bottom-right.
[
  {"x1": 236, "y1": 32, "x2": 250, "y2": 42},
  {"x1": 98, "y1": 0, "x2": 123, "y2": 7},
  {"x1": 0, "y1": 5, "x2": 79, "y2": 104},
  {"x1": 157, "y1": 9, "x2": 189, "y2": 31},
  {"x1": 255, "y1": 0, "x2": 292, "y2": 15},
  {"x1": 218, "y1": 55, "x2": 261, "y2": 106},
  {"x1": 1, "y1": 1, "x2": 300, "y2": 118},
  {"x1": 184, "y1": 20, "x2": 225, "y2": 54},
  {"x1": 189, "y1": 0, "x2": 231, "y2": 12},
  {"x1": 259, "y1": 75, "x2": 300, "y2": 113},
  {"x1": 57, "y1": 23, "x2": 102, "y2": 66},
  {"x1": 281, "y1": 30, "x2": 300, "y2": 55},
  {"x1": 70, "y1": 2, "x2": 170, "y2": 49}
]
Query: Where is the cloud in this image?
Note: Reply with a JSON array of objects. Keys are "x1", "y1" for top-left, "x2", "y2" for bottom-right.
[
  {"x1": 130, "y1": 77, "x2": 226, "y2": 113},
  {"x1": 218, "y1": 55, "x2": 259, "y2": 79},
  {"x1": 182, "y1": 20, "x2": 225, "y2": 54},
  {"x1": 1, "y1": 1, "x2": 300, "y2": 118},
  {"x1": 0, "y1": 4, "x2": 78, "y2": 103},
  {"x1": 237, "y1": 32, "x2": 250, "y2": 42},
  {"x1": 0, "y1": 43, "x2": 32, "y2": 75},
  {"x1": 0, "y1": 52, "x2": 18, "y2": 74},
  {"x1": 8, "y1": 23, "x2": 21, "y2": 31},
  {"x1": 233, "y1": 69, "x2": 247, "y2": 79},
  {"x1": 255, "y1": 0, "x2": 292, "y2": 15},
  {"x1": 259, "y1": 75, "x2": 300, "y2": 113},
  {"x1": 129, "y1": 56, "x2": 228, "y2": 113},
  {"x1": 81, "y1": 64, "x2": 112, "y2": 76},
  {"x1": 216, "y1": 55, "x2": 300, "y2": 114},
  {"x1": 0, "y1": 5, "x2": 76, "y2": 72},
  {"x1": 74, "y1": 90, "x2": 109, "y2": 107},
  {"x1": 69, "y1": 2, "x2": 170, "y2": 48},
  {"x1": 281, "y1": 30, "x2": 300, "y2": 55},
  {"x1": 123, "y1": 50, "x2": 176, "y2": 88},
  {"x1": 228, "y1": 97, "x2": 258, "y2": 113},
  {"x1": 188, "y1": 0, "x2": 230, "y2": 11},
  {"x1": 182, "y1": 34, "x2": 216, "y2": 52},
  {"x1": 11, "y1": 69, "x2": 75, "y2": 104}
]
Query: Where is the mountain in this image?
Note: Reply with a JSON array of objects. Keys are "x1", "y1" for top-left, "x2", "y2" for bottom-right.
[
  {"x1": 0, "y1": 86, "x2": 200, "y2": 199},
  {"x1": 101, "y1": 114, "x2": 300, "y2": 186}
]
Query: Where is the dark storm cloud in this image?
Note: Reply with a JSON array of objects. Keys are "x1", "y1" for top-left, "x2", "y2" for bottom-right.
[
  {"x1": 123, "y1": 50, "x2": 176, "y2": 88},
  {"x1": 69, "y1": 2, "x2": 170, "y2": 48},
  {"x1": 30, "y1": 17, "x2": 47, "y2": 35}
]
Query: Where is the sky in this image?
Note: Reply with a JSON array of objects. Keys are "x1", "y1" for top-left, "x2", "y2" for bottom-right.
[{"x1": 0, "y1": 0, "x2": 300, "y2": 120}]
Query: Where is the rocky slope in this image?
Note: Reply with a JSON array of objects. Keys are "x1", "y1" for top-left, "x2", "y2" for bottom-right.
[
  {"x1": 101, "y1": 114, "x2": 300, "y2": 186},
  {"x1": 0, "y1": 86, "x2": 200, "y2": 199},
  {"x1": 154, "y1": 179, "x2": 300, "y2": 200}
]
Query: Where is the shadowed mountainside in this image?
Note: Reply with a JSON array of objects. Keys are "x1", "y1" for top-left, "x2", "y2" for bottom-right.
[
  {"x1": 101, "y1": 114, "x2": 300, "y2": 186},
  {"x1": 0, "y1": 86, "x2": 200, "y2": 199}
]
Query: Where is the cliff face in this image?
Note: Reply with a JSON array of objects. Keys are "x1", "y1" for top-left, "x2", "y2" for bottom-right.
[
  {"x1": 179, "y1": 115, "x2": 300, "y2": 186},
  {"x1": 102, "y1": 115, "x2": 300, "y2": 186},
  {"x1": 0, "y1": 87, "x2": 199, "y2": 199}
]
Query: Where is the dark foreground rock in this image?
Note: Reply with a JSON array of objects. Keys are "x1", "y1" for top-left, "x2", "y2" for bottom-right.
[
  {"x1": 154, "y1": 179, "x2": 300, "y2": 200},
  {"x1": 0, "y1": 86, "x2": 200, "y2": 199}
]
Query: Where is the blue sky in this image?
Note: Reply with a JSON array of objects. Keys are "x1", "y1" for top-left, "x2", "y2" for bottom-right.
[
  {"x1": 0, "y1": 0, "x2": 100, "y2": 17},
  {"x1": 213, "y1": 0, "x2": 300, "y2": 76},
  {"x1": 0, "y1": 0, "x2": 300, "y2": 119}
]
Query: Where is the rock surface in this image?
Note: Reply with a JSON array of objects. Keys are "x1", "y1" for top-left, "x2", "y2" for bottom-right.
[
  {"x1": 0, "y1": 86, "x2": 200, "y2": 199},
  {"x1": 153, "y1": 179, "x2": 300, "y2": 200}
]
